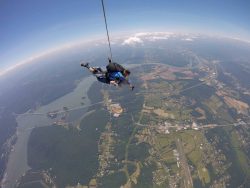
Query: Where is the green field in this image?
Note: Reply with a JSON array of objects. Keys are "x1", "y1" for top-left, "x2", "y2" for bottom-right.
[{"x1": 205, "y1": 127, "x2": 250, "y2": 187}]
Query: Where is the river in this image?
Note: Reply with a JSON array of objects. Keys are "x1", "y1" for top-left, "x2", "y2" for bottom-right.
[{"x1": 2, "y1": 76, "x2": 96, "y2": 188}]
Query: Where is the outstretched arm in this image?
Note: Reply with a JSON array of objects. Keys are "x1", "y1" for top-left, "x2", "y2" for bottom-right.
[{"x1": 120, "y1": 79, "x2": 134, "y2": 90}]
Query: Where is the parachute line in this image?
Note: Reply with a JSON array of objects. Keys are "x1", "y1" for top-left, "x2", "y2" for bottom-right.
[{"x1": 101, "y1": 0, "x2": 113, "y2": 61}]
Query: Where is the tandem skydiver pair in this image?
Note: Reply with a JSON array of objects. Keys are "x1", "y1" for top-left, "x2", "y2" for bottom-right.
[{"x1": 81, "y1": 58, "x2": 134, "y2": 91}]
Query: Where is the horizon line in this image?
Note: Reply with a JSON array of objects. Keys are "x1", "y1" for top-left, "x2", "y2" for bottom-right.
[{"x1": 0, "y1": 31, "x2": 249, "y2": 77}]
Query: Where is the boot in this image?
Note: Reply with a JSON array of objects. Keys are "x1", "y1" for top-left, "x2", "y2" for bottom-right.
[{"x1": 81, "y1": 62, "x2": 89, "y2": 68}]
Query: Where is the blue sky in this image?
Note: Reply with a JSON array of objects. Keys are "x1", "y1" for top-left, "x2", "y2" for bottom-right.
[{"x1": 0, "y1": 0, "x2": 250, "y2": 72}]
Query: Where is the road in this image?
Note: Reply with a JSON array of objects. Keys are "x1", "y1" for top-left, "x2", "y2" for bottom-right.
[
  {"x1": 135, "y1": 122, "x2": 247, "y2": 129},
  {"x1": 175, "y1": 138, "x2": 193, "y2": 188}
]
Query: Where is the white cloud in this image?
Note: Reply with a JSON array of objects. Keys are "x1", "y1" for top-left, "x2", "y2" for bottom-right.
[
  {"x1": 135, "y1": 32, "x2": 152, "y2": 37},
  {"x1": 149, "y1": 36, "x2": 169, "y2": 41},
  {"x1": 122, "y1": 36, "x2": 143, "y2": 45},
  {"x1": 122, "y1": 32, "x2": 174, "y2": 45},
  {"x1": 183, "y1": 38, "x2": 194, "y2": 41}
]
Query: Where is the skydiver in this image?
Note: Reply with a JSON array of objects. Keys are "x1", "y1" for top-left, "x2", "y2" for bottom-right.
[
  {"x1": 106, "y1": 58, "x2": 129, "y2": 76},
  {"x1": 80, "y1": 62, "x2": 134, "y2": 90}
]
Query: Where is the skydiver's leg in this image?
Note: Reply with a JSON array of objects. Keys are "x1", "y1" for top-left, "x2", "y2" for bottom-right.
[
  {"x1": 90, "y1": 67, "x2": 105, "y2": 74},
  {"x1": 88, "y1": 67, "x2": 98, "y2": 74},
  {"x1": 91, "y1": 67, "x2": 105, "y2": 73},
  {"x1": 81, "y1": 62, "x2": 104, "y2": 74},
  {"x1": 96, "y1": 75, "x2": 109, "y2": 84}
]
